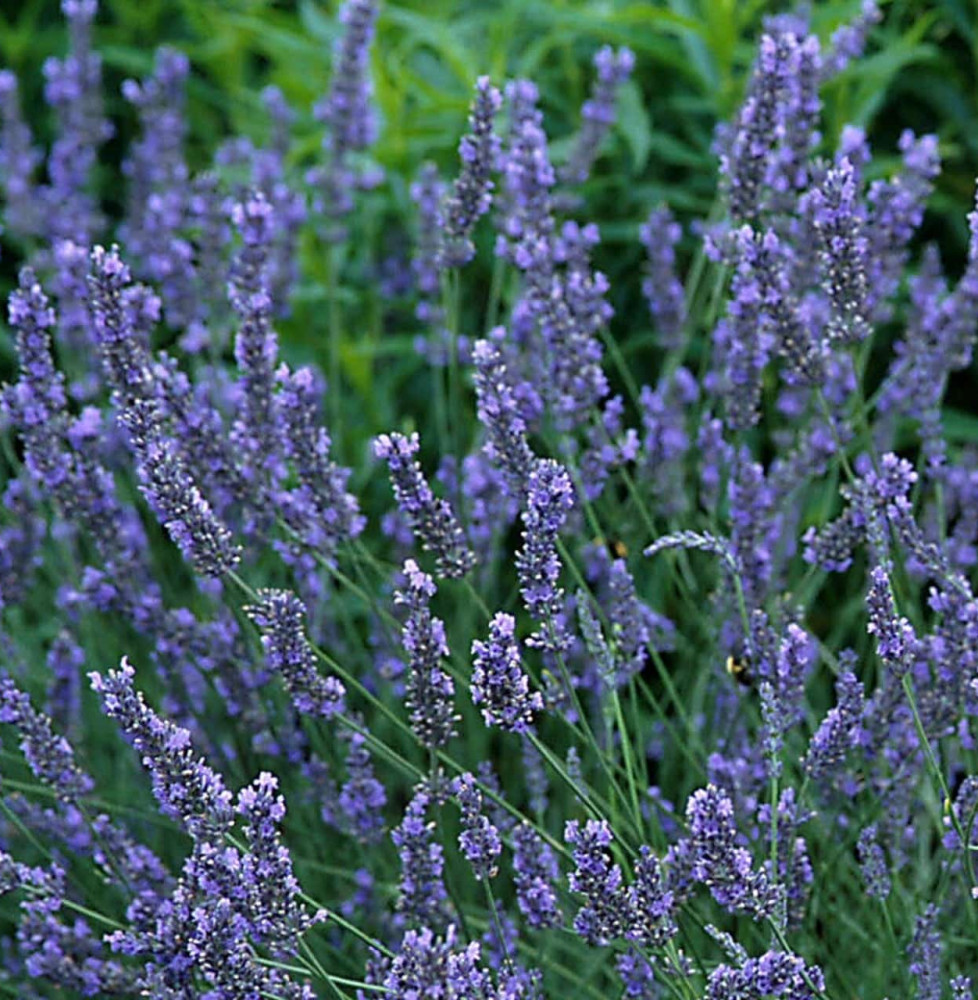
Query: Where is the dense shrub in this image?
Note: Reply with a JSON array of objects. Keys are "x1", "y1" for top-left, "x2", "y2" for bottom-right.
[{"x1": 0, "y1": 1, "x2": 977, "y2": 998}]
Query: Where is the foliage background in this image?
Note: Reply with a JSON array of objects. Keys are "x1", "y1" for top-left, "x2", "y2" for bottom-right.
[{"x1": 4, "y1": 0, "x2": 978, "y2": 431}]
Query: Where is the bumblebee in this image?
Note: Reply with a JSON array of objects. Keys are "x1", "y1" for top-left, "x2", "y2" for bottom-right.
[
  {"x1": 594, "y1": 536, "x2": 628, "y2": 559},
  {"x1": 725, "y1": 654, "x2": 754, "y2": 688}
]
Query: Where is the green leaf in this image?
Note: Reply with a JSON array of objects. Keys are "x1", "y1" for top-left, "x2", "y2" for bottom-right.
[
  {"x1": 615, "y1": 79, "x2": 652, "y2": 174},
  {"x1": 943, "y1": 407, "x2": 978, "y2": 444}
]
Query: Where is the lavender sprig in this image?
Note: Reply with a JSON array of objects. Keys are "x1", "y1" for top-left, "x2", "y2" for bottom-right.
[
  {"x1": 640, "y1": 206, "x2": 686, "y2": 350},
  {"x1": 471, "y1": 612, "x2": 543, "y2": 733},
  {"x1": 453, "y1": 772, "x2": 501, "y2": 880},
  {"x1": 511, "y1": 822, "x2": 561, "y2": 928},
  {"x1": 472, "y1": 336, "x2": 538, "y2": 499},
  {"x1": 439, "y1": 76, "x2": 502, "y2": 269},
  {"x1": 89, "y1": 658, "x2": 234, "y2": 840},
  {"x1": 683, "y1": 784, "x2": 784, "y2": 921},
  {"x1": 314, "y1": 0, "x2": 379, "y2": 240},
  {"x1": 560, "y1": 45, "x2": 635, "y2": 186},
  {"x1": 245, "y1": 589, "x2": 346, "y2": 718},
  {"x1": 809, "y1": 156, "x2": 870, "y2": 343},
  {"x1": 395, "y1": 559, "x2": 458, "y2": 749},
  {"x1": 375, "y1": 431, "x2": 476, "y2": 578},
  {"x1": 565, "y1": 818, "x2": 630, "y2": 945},
  {"x1": 720, "y1": 32, "x2": 800, "y2": 223},
  {"x1": 516, "y1": 458, "x2": 575, "y2": 651},
  {"x1": 0, "y1": 674, "x2": 94, "y2": 801}
]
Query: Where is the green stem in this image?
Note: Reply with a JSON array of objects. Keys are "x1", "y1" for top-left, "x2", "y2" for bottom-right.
[{"x1": 326, "y1": 243, "x2": 344, "y2": 449}]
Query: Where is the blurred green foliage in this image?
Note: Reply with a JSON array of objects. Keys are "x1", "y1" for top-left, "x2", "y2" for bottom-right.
[{"x1": 2, "y1": 0, "x2": 974, "y2": 223}]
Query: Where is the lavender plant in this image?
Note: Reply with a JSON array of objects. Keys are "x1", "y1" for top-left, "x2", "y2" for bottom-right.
[{"x1": 2, "y1": 2, "x2": 978, "y2": 999}]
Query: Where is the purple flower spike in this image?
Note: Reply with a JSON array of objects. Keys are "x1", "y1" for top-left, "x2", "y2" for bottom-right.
[
  {"x1": 89, "y1": 658, "x2": 234, "y2": 841},
  {"x1": 471, "y1": 612, "x2": 543, "y2": 733},
  {"x1": 512, "y1": 822, "x2": 561, "y2": 928},
  {"x1": 0, "y1": 674, "x2": 94, "y2": 801},
  {"x1": 0, "y1": 71, "x2": 43, "y2": 239},
  {"x1": 908, "y1": 905, "x2": 941, "y2": 1000},
  {"x1": 391, "y1": 783, "x2": 450, "y2": 929},
  {"x1": 472, "y1": 335, "x2": 538, "y2": 499},
  {"x1": 809, "y1": 156, "x2": 870, "y2": 343},
  {"x1": 314, "y1": 0, "x2": 380, "y2": 240},
  {"x1": 374, "y1": 431, "x2": 476, "y2": 578},
  {"x1": 802, "y1": 670, "x2": 864, "y2": 779},
  {"x1": 856, "y1": 824, "x2": 890, "y2": 900},
  {"x1": 229, "y1": 192, "x2": 282, "y2": 482},
  {"x1": 452, "y1": 772, "x2": 501, "y2": 880},
  {"x1": 561, "y1": 45, "x2": 635, "y2": 185},
  {"x1": 721, "y1": 32, "x2": 800, "y2": 223},
  {"x1": 42, "y1": 0, "x2": 112, "y2": 245},
  {"x1": 517, "y1": 459, "x2": 575, "y2": 651},
  {"x1": 395, "y1": 559, "x2": 458, "y2": 749},
  {"x1": 439, "y1": 76, "x2": 502, "y2": 268},
  {"x1": 246, "y1": 589, "x2": 346, "y2": 718},
  {"x1": 866, "y1": 566, "x2": 917, "y2": 676},
  {"x1": 565, "y1": 818, "x2": 630, "y2": 945},
  {"x1": 640, "y1": 206, "x2": 686, "y2": 350},
  {"x1": 684, "y1": 784, "x2": 783, "y2": 921},
  {"x1": 706, "y1": 949, "x2": 826, "y2": 1000},
  {"x1": 236, "y1": 771, "x2": 321, "y2": 951}
]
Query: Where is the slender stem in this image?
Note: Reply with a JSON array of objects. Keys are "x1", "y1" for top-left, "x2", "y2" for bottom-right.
[
  {"x1": 325, "y1": 241, "x2": 344, "y2": 438},
  {"x1": 901, "y1": 673, "x2": 978, "y2": 929}
]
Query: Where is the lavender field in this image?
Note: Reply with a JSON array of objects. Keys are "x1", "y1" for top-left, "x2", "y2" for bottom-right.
[{"x1": 0, "y1": 0, "x2": 977, "y2": 997}]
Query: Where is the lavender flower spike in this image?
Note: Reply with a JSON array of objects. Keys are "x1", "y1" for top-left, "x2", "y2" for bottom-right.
[
  {"x1": 565, "y1": 818, "x2": 631, "y2": 945},
  {"x1": 640, "y1": 206, "x2": 686, "y2": 350},
  {"x1": 88, "y1": 246, "x2": 241, "y2": 577},
  {"x1": 856, "y1": 824, "x2": 890, "y2": 900},
  {"x1": 809, "y1": 156, "x2": 870, "y2": 342},
  {"x1": 43, "y1": 0, "x2": 112, "y2": 244},
  {"x1": 511, "y1": 822, "x2": 561, "y2": 928},
  {"x1": 374, "y1": 431, "x2": 476, "y2": 578},
  {"x1": 453, "y1": 772, "x2": 501, "y2": 880},
  {"x1": 229, "y1": 192, "x2": 282, "y2": 480},
  {"x1": 314, "y1": 0, "x2": 379, "y2": 239},
  {"x1": 517, "y1": 458, "x2": 575, "y2": 651},
  {"x1": 0, "y1": 674, "x2": 94, "y2": 801},
  {"x1": 391, "y1": 783, "x2": 450, "y2": 929},
  {"x1": 684, "y1": 784, "x2": 783, "y2": 921},
  {"x1": 139, "y1": 436, "x2": 243, "y2": 578},
  {"x1": 246, "y1": 589, "x2": 346, "y2": 718},
  {"x1": 801, "y1": 669, "x2": 864, "y2": 779},
  {"x1": 89, "y1": 658, "x2": 234, "y2": 840},
  {"x1": 0, "y1": 71, "x2": 43, "y2": 239},
  {"x1": 561, "y1": 45, "x2": 635, "y2": 185},
  {"x1": 394, "y1": 559, "x2": 458, "y2": 749},
  {"x1": 236, "y1": 771, "x2": 321, "y2": 951},
  {"x1": 721, "y1": 32, "x2": 799, "y2": 223},
  {"x1": 471, "y1": 612, "x2": 543, "y2": 733},
  {"x1": 472, "y1": 335, "x2": 537, "y2": 498},
  {"x1": 277, "y1": 364, "x2": 366, "y2": 561},
  {"x1": 439, "y1": 76, "x2": 502, "y2": 268}
]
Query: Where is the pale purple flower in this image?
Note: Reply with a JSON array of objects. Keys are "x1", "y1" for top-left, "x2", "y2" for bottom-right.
[
  {"x1": 565, "y1": 818, "x2": 630, "y2": 945},
  {"x1": 375, "y1": 431, "x2": 476, "y2": 578},
  {"x1": 453, "y1": 772, "x2": 501, "y2": 880},
  {"x1": 246, "y1": 589, "x2": 346, "y2": 718},
  {"x1": 517, "y1": 459, "x2": 575, "y2": 651},
  {"x1": 561, "y1": 45, "x2": 635, "y2": 185},
  {"x1": 395, "y1": 559, "x2": 458, "y2": 749},
  {"x1": 89, "y1": 658, "x2": 234, "y2": 840},
  {"x1": 439, "y1": 76, "x2": 502, "y2": 268},
  {"x1": 471, "y1": 612, "x2": 543, "y2": 733}
]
